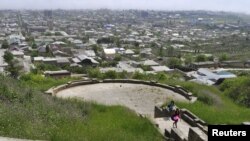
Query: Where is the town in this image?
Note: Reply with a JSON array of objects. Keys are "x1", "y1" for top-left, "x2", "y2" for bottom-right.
[
  {"x1": 1, "y1": 10, "x2": 250, "y2": 85},
  {"x1": 1, "y1": 9, "x2": 250, "y2": 141}
]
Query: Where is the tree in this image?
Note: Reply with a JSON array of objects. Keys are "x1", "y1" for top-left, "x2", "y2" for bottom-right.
[
  {"x1": 193, "y1": 43, "x2": 201, "y2": 53},
  {"x1": 167, "y1": 58, "x2": 182, "y2": 68},
  {"x1": 32, "y1": 43, "x2": 37, "y2": 49},
  {"x1": 184, "y1": 54, "x2": 193, "y2": 66},
  {"x1": 114, "y1": 37, "x2": 121, "y2": 47},
  {"x1": 166, "y1": 46, "x2": 175, "y2": 57},
  {"x1": 46, "y1": 45, "x2": 50, "y2": 53},
  {"x1": 103, "y1": 70, "x2": 118, "y2": 79},
  {"x1": 55, "y1": 32, "x2": 62, "y2": 36},
  {"x1": 3, "y1": 51, "x2": 13, "y2": 63},
  {"x1": 5, "y1": 58, "x2": 22, "y2": 79},
  {"x1": 91, "y1": 44, "x2": 99, "y2": 54},
  {"x1": 114, "y1": 54, "x2": 122, "y2": 62},
  {"x1": 1, "y1": 40, "x2": 9, "y2": 49},
  {"x1": 45, "y1": 32, "x2": 52, "y2": 36},
  {"x1": 196, "y1": 54, "x2": 207, "y2": 62},
  {"x1": 159, "y1": 46, "x2": 163, "y2": 57},
  {"x1": 219, "y1": 53, "x2": 229, "y2": 62}
]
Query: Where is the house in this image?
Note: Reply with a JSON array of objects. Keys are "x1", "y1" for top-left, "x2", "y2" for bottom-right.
[
  {"x1": 117, "y1": 61, "x2": 144, "y2": 73},
  {"x1": 142, "y1": 60, "x2": 159, "y2": 66},
  {"x1": 37, "y1": 45, "x2": 47, "y2": 53},
  {"x1": 33, "y1": 57, "x2": 44, "y2": 63},
  {"x1": 103, "y1": 48, "x2": 116, "y2": 60},
  {"x1": 140, "y1": 48, "x2": 152, "y2": 58},
  {"x1": 44, "y1": 70, "x2": 71, "y2": 78},
  {"x1": 188, "y1": 68, "x2": 236, "y2": 85},
  {"x1": 221, "y1": 60, "x2": 245, "y2": 68},
  {"x1": 190, "y1": 61, "x2": 217, "y2": 69},
  {"x1": 8, "y1": 34, "x2": 25, "y2": 45},
  {"x1": 42, "y1": 58, "x2": 57, "y2": 65},
  {"x1": 56, "y1": 57, "x2": 70, "y2": 66},
  {"x1": 244, "y1": 60, "x2": 250, "y2": 68},
  {"x1": 75, "y1": 55, "x2": 99, "y2": 66},
  {"x1": 10, "y1": 50, "x2": 24, "y2": 58},
  {"x1": 83, "y1": 50, "x2": 96, "y2": 57},
  {"x1": 124, "y1": 49, "x2": 135, "y2": 56},
  {"x1": 28, "y1": 26, "x2": 48, "y2": 33},
  {"x1": 53, "y1": 50, "x2": 70, "y2": 57},
  {"x1": 151, "y1": 66, "x2": 173, "y2": 72},
  {"x1": 35, "y1": 38, "x2": 54, "y2": 46}
]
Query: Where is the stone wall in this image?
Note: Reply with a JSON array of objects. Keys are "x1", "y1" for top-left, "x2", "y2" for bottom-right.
[
  {"x1": 188, "y1": 127, "x2": 207, "y2": 141},
  {"x1": 170, "y1": 128, "x2": 186, "y2": 141},
  {"x1": 49, "y1": 79, "x2": 196, "y2": 102}
]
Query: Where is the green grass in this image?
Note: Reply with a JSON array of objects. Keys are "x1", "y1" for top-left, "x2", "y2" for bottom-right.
[
  {"x1": 19, "y1": 73, "x2": 80, "y2": 91},
  {"x1": 174, "y1": 82, "x2": 250, "y2": 124},
  {"x1": 0, "y1": 75, "x2": 163, "y2": 141},
  {"x1": 51, "y1": 105, "x2": 162, "y2": 141}
]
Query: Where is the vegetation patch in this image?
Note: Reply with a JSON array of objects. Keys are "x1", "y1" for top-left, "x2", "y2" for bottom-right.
[{"x1": 0, "y1": 74, "x2": 163, "y2": 141}]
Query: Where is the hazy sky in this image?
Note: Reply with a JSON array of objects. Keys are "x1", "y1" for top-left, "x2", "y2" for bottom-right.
[{"x1": 0, "y1": 0, "x2": 250, "y2": 13}]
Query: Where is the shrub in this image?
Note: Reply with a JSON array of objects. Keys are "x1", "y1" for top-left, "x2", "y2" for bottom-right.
[
  {"x1": 103, "y1": 70, "x2": 118, "y2": 79},
  {"x1": 220, "y1": 77, "x2": 250, "y2": 107},
  {"x1": 197, "y1": 95, "x2": 214, "y2": 105}
]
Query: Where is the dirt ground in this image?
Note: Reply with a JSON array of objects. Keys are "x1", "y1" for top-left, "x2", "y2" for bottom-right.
[{"x1": 56, "y1": 83, "x2": 189, "y2": 118}]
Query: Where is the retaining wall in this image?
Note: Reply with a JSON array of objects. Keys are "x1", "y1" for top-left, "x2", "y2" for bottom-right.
[{"x1": 48, "y1": 79, "x2": 195, "y2": 101}]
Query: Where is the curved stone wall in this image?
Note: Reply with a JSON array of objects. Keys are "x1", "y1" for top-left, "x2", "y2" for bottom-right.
[{"x1": 48, "y1": 79, "x2": 196, "y2": 101}]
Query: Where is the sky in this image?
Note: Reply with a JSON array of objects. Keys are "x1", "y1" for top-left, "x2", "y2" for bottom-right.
[{"x1": 0, "y1": 0, "x2": 250, "y2": 14}]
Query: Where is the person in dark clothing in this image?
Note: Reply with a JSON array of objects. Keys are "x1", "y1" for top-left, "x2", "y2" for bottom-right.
[{"x1": 167, "y1": 100, "x2": 175, "y2": 112}]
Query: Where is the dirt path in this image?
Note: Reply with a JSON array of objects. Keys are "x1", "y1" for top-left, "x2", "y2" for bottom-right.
[{"x1": 56, "y1": 83, "x2": 189, "y2": 117}]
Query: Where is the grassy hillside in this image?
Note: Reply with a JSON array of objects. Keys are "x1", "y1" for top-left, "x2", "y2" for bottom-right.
[
  {"x1": 0, "y1": 74, "x2": 163, "y2": 141},
  {"x1": 86, "y1": 69, "x2": 250, "y2": 124}
]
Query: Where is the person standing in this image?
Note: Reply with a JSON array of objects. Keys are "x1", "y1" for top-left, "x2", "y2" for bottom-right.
[{"x1": 171, "y1": 108, "x2": 181, "y2": 128}]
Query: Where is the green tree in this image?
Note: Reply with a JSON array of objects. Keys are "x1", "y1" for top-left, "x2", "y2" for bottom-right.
[
  {"x1": 46, "y1": 45, "x2": 50, "y2": 53},
  {"x1": 166, "y1": 46, "x2": 175, "y2": 57},
  {"x1": 3, "y1": 51, "x2": 13, "y2": 63},
  {"x1": 159, "y1": 46, "x2": 163, "y2": 57},
  {"x1": 1, "y1": 40, "x2": 9, "y2": 49},
  {"x1": 184, "y1": 54, "x2": 193, "y2": 66},
  {"x1": 91, "y1": 44, "x2": 99, "y2": 54},
  {"x1": 114, "y1": 54, "x2": 122, "y2": 62},
  {"x1": 55, "y1": 32, "x2": 62, "y2": 36},
  {"x1": 196, "y1": 54, "x2": 207, "y2": 62},
  {"x1": 193, "y1": 43, "x2": 201, "y2": 53},
  {"x1": 5, "y1": 59, "x2": 22, "y2": 79},
  {"x1": 103, "y1": 70, "x2": 118, "y2": 79},
  {"x1": 219, "y1": 53, "x2": 229, "y2": 62},
  {"x1": 32, "y1": 43, "x2": 37, "y2": 49},
  {"x1": 45, "y1": 32, "x2": 52, "y2": 36},
  {"x1": 167, "y1": 57, "x2": 182, "y2": 68}
]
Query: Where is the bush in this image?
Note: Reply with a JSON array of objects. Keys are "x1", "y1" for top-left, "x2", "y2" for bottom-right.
[
  {"x1": 197, "y1": 95, "x2": 214, "y2": 105},
  {"x1": 87, "y1": 68, "x2": 102, "y2": 79},
  {"x1": 132, "y1": 71, "x2": 146, "y2": 80},
  {"x1": 103, "y1": 70, "x2": 118, "y2": 79},
  {"x1": 167, "y1": 57, "x2": 182, "y2": 68},
  {"x1": 220, "y1": 77, "x2": 250, "y2": 107},
  {"x1": 195, "y1": 54, "x2": 207, "y2": 62}
]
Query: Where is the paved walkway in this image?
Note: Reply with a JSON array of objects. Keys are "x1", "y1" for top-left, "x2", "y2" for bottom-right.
[
  {"x1": 56, "y1": 83, "x2": 194, "y2": 139},
  {"x1": 154, "y1": 117, "x2": 190, "y2": 140}
]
